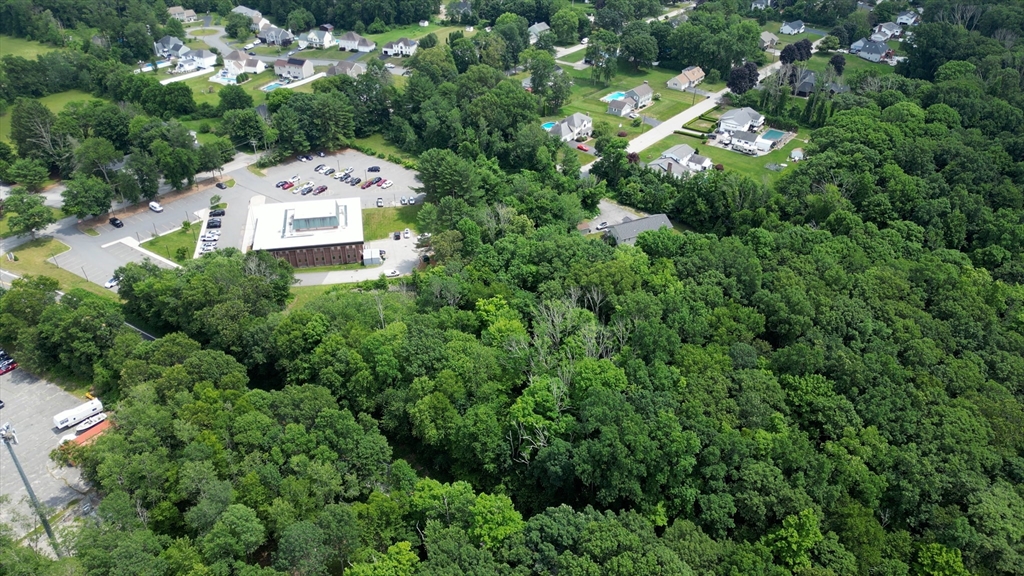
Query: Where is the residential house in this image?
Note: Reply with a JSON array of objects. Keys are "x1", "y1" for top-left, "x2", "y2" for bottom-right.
[
  {"x1": 873, "y1": 22, "x2": 901, "y2": 40},
  {"x1": 750, "y1": 0, "x2": 771, "y2": 9},
  {"x1": 857, "y1": 40, "x2": 891, "y2": 62},
  {"x1": 548, "y1": 112, "x2": 593, "y2": 142},
  {"x1": 153, "y1": 35, "x2": 189, "y2": 57},
  {"x1": 607, "y1": 98, "x2": 634, "y2": 117},
  {"x1": 255, "y1": 103, "x2": 270, "y2": 121},
  {"x1": 790, "y1": 148, "x2": 805, "y2": 161},
  {"x1": 338, "y1": 31, "x2": 376, "y2": 52},
  {"x1": 667, "y1": 66, "x2": 705, "y2": 91},
  {"x1": 849, "y1": 37, "x2": 868, "y2": 53},
  {"x1": 760, "y1": 31, "x2": 779, "y2": 50},
  {"x1": 181, "y1": 49, "x2": 217, "y2": 68},
  {"x1": 647, "y1": 156, "x2": 689, "y2": 177},
  {"x1": 528, "y1": 22, "x2": 550, "y2": 44},
  {"x1": 224, "y1": 50, "x2": 267, "y2": 74},
  {"x1": 449, "y1": 1, "x2": 473, "y2": 22},
  {"x1": 626, "y1": 82, "x2": 654, "y2": 108},
  {"x1": 259, "y1": 26, "x2": 294, "y2": 46},
  {"x1": 648, "y1": 144, "x2": 713, "y2": 177},
  {"x1": 731, "y1": 131, "x2": 761, "y2": 154},
  {"x1": 232, "y1": 6, "x2": 269, "y2": 31},
  {"x1": 828, "y1": 82, "x2": 849, "y2": 95},
  {"x1": 661, "y1": 144, "x2": 695, "y2": 164},
  {"x1": 607, "y1": 214, "x2": 673, "y2": 245},
  {"x1": 274, "y1": 57, "x2": 315, "y2": 79},
  {"x1": 167, "y1": 6, "x2": 197, "y2": 22},
  {"x1": 780, "y1": 20, "x2": 805, "y2": 35},
  {"x1": 419, "y1": 19, "x2": 430, "y2": 26},
  {"x1": 382, "y1": 38, "x2": 418, "y2": 56},
  {"x1": 304, "y1": 29, "x2": 336, "y2": 49},
  {"x1": 326, "y1": 61, "x2": 366, "y2": 78},
  {"x1": 793, "y1": 69, "x2": 816, "y2": 97},
  {"x1": 688, "y1": 154, "x2": 712, "y2": 171},
  {"x1": 719, "y1": 107, "x2": 765, "y2": 133},
  {"x1": 896, "y1": 10, "x2": 920, "y2": 26}
]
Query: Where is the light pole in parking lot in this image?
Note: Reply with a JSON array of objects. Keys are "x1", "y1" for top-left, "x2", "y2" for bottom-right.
[{"x1": 1, "y1": 423, "x2": 63, "y2": 557}]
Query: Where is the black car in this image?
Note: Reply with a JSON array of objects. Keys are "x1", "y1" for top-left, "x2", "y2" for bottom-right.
[
  {"x1": 0, "y1": 399, "x2": 5, "y2": 410},
  {"x1": 368, "y1": 166, "x2": 381, "y2": 172},
  {"x1": 371, "y1": 176, "x2": 382, "y2": 184},
  {"x1": 209, "y1": 209, "x2": 226, "y2": 217},
  {"x1": 207, "y1": 221, "x2": 222, "y2": 229},
  {"x1": 215, "y1": 182, "x2": 228, "y2": 189},
  {"x1": 317, "y1": 151, "x2": 326, "y2": 157},
  {"x1": 393, "y1": 231, "x2": 401, "y2": 240},
  {"x1": 109, "y1": 217, "x2": 124, "y2": 228},
  {"x1": 276, "y1": 180, "x2": 287, "y2": 188},
  {"x1": 340, "y1": 173, "x2": 350, "y2": 182},
  {"x1": 350, "y1": 178, "x2": 361, "y2": 186}
]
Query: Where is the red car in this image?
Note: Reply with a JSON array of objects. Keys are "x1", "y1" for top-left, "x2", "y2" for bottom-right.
[
  {"x1": 282, "y1": 181, "x2": 295, "y2": 190},
  {"x1": 313, "y1": 185, "x2": 328, "y2": 195},
  {"x1": 0, "y1": 362, "x2": 17, "y2": 376},
  {"x1": 361, "y1": 180, "x2": 374, "y2": 189},
  {"x1": 577, "y1": 144, "x2": 589, "y2": 151}
]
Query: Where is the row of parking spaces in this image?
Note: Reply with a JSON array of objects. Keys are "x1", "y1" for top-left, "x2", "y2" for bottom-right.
[{"x1": 51, "y1": 241, "x2": 174, "y2": 290}]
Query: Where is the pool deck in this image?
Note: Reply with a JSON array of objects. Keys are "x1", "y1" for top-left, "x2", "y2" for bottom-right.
[{"x1": 600, "y1": 91, "x2": 627, "y2": 103}]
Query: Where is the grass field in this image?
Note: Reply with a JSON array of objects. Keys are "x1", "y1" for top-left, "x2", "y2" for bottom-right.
[
  {"x1": 140, "y1": 226, "x2": 200, "y2": 262},
  {"x1": 0, "y1": 89, "x2": 99, "y2": 142},
  {"x1": 0, "y1": 34, "x2": 58, "y2": 59},
  {"x1": 185, "y1": 39, "x2": 211, "y2": 51},
  {"x1": 803, "y1": 52, "x2": 895, "y2": 78},
  {"x1": 188, "y1": 28, "x2": 219, "y2": 36},
  {"x1": 363, "y1": 206, "x2": 420, "y2": 240},
  {"x1": 288, "y1": 284, "x2": 336, "y2": 310},
  {"x1": 353, "y1": 134, "x2": 416, "y2": 160},
  {"x1": 3, "y1": 237, "x2": 117, "y2": 300},
  {"x1": 558, "y1": 49, "x2": 588, "y2": 63},
  {"x1": 183, "y1": 70, "x2": 277, "y2": 107},
  {"x1": 0, "y1": 207, "x2": 64, "y2": 238},
  {"x1": 640, "y1": 128, "x2": 811, "y2": 183},
  {"x1": 758, "y1": 21, "x2": 825, "y2": 48}
]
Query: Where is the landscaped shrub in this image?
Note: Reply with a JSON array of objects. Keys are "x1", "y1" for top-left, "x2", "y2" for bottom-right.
[
  {"x1": 617, "y1": 131, "x2": 628, "y2": 137},
  {"x1": 198, "y1": 122, "x2": 211, "y2": 134}
]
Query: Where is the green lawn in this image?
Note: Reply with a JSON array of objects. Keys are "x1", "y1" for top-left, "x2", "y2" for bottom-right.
[
  {"x1": 803, "y1": 52, "x2": 895, "y2": 78},
  {"x1": 353, "y1": 134, "x2": 416, "y2": 160},
  {"x1": 185, "y1": 39, "x2": 211, "y2": 51},
  {"x1": 0, "y1": 34, "x2": 58, "y2": 59},
  {"x1": 363, "y1": 206, "x2": 420, "y2": 240},
  {"x1": 0, "y1": 207, "x2": 64, "y2": 238},
  {"x1": 0, "y1": 89, "x2": 99, "y2": 142},
  {"x1": 140, "y1": 226, "x2": 200, "y2": 262},
  {"x1": 179, "y1": 118, "x2": 225, "y2": 145},
  {"x1": 183, "y1": 70, "x2": 277, "y2": 108},
  {"x1": 288, "y1": 284, "x2": 336, "y2": 310},
  {"x1": 641, "y1": 128, "x2": 812, "y2": 183},
  {"x1": 188, "y1": 28, "x2": 219, "y2": 36},
  {"x1": 558, "y1": 49, "x2": 588, "y2": 63},
  {"x1": 757, "y1": 21, "x2": 824, "y2": 48},
  {"x1": 3, "y1": 237, "x2": 117, "y2": 300},
  {"x1": 365, "y1": 24, "x2": 474, "y2": 47}
]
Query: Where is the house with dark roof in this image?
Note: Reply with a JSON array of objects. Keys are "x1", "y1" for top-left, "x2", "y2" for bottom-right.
[
  {"x1": 259, "y1": 26, "x2": 294, "y2": 46},
  {"x1": 327, "y1": 61, "x2": 366, "y2": 78},
  {"x1": 857, "y1": 40, "x2": 891, "y2": 62},
  {"x1": 154, "y1": 35, "x2": 190, "y2": 58},
  {"x1": 606, "y1": 214, "x2": 673, "y2": 245},
  {"x1": 338, "y1": 31, "x2": 375, "y2": 52},
  {"x1": 793, "y1": 69, "x2": 816, "y2": 97},
  {"x1": 449, "y1": 1, "x2": 473, "y2": 22},
  {"x1": 780, "y1": 20, "x2": 805, "y2": 35},
  {"x1": 382, "y1": 38, "x2": 418, "y2": 56},
  {"x1": 274, "y1": 57, "x2": 314, "y2": 79}
]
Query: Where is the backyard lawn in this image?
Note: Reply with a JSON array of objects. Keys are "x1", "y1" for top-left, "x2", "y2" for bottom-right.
[
  {"x1": 0, "y1": 34, "x2": 58, "y2": 59},
  {"x1": 183, "y1": 70, "x2": 277, "y2": 107},
  {"x1": 2, "y1": 237, "x2": 117, "y2": 300},
  {"x1": 0, "y1": 89, "x2": 99, "y2": 141},
  {"x1": 640, "y1": 128, "x2": 812, "y2": 183},
  {"x1": 141, "y1": 226, "x2": 200, "y2": 262},
  {"x1": 363, "y1": 206, "x2": 420, "y2": 240},
  {"x1": 558, "y1": 49, "x2": 588, "y2": 63},
  {"x1": 353, "y1": 134, "x2": 416, "y2": 160},
  {"x1": 758, "y1": 21, "x2": 825, "y2": 48},
  {"x1": 803, "y1": 52, "x2": 895, "y2": 77}
]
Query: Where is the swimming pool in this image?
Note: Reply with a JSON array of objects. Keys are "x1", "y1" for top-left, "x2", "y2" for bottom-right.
[
  {"x1": 763, "y1": 129, "x2": 786, "y2": 141},
  {"x1": 542, "y1": 121, "x2": 556, "y2": 130},
  {"x1": 262, "y1": 82, "x2": 284, "y2": 92},
  {"x1": 600, "y1": 91, "x2": 627, "y2": 102}
]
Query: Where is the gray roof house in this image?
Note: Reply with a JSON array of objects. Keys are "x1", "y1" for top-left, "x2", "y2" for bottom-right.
[
  {"x1": 719, "y1": 107, "x2": 765, "y2": 133},
  {"x1": 648, "y1": 156, "x2": 689, "y2": 177},
  {"x1": 850, "y1": 37, "x2": 868, "y2": 53},
  {"x1": 607, "y1": 214, "x2": 673, "y2": 245},
  {"x1": 661, "y1": 144, "x2": 696, "y2": 163},
  {"x1": 327, "y1": 61, "x2": 366, "y2": 78},
  {"x1": 780, "y1": 20, "x2": 805, "y2": 35},
  {"x1": 338, "y1": 31, "x2": 375, "y2": 52},
  {"x1": 548, "y1": 112, "x2": 593, "y2": 142},
  {"x1": 232, "y1": 5, "x2": 269, "y2": 31},
  {"x1": 896, "y1": 10, "x2": 920, "y2": 26},
  {"x1": 794, "y1": 69, "x2": 816, "y2": 96},
  {"x1": 259, "y1": 26, "x2": 294, "y2": 46},
  {"x1": 528, "y1": 22, "x2": 550, "y2": 44},
  {"x1": 154, "y1": 35, "x2": 189, "y2": 57},
  {"x1": 626, "y1": 83, "x2": 654, "y2": 108},
  {"x1": 607, "y1": 98, "x2": 634, "y2": 117},
  {"x1": 760, "y1": 31, "x2": 779, "y2": 50},
  {"x1": 858, "y1": 40, "x2": 890, "y2": 62}
]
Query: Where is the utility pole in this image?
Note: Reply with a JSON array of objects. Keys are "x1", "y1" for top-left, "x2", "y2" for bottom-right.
[{"x1": 0, "y1": 423, "x2": 63, "y2": 557}]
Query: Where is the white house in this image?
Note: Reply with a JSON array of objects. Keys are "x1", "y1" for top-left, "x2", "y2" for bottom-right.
[
  {"x1": 780, "y1": 20, "x2": 805, "y2": 35},
  {"x1": 872, "y1": 22, "x2": 901, "y2": 40},
  {"x1": 625, "y1": 83, "x2": 654, "y2": 108},
  {"x1": 259, "y1": 26, "x2": 294, "y2": 46},
  {"x1": 338, "y1": 31, "x2": 375, "y2": 52},
  {"x1": 419, "y1": 19, "x2": 430, "y2": 26},
  {"x1": 648, "y1": 144, "x2": 712, "y2": 177},
  {"x1": 528, "y1": 22, "x2": 550, "y2": 44},
  {"x1": 327, "y1": 61, "x2": 366, "y2": 78},
  {"x1": 688, "y1": 154, "x2": 712, "y2": 171},
  {"x1": 180, "y1": 49, "x2": 217, "y2": 69},
  {"x1": 858, "y1": 40, "x2": 891, "y2": 63},
  {"x1": 607, "y1": 98, "x2": 634, "y2": 117},
  {"x1": 731, "y1": 131, "x2": 760, "y2": 154},
  {"x1": 667, "y1": 66, "x2": 705, "y2": 91},
  {"x1": 548, "y1": 112, "x2": 592, "y2": 142},
  {"x1": 719, "y1": 107, "x2": 764, "y2": 133},
  {"x1": 223, "y1": 50, "x2": 266, "y2": 74},
  {"x1": 154, "y1": 35, "x2": 190, "y2": 57},
  {"x1": 305, "y1": 29, "x2": 336, "y2": 49},
  {"x1": 232, "y1": 6, "x2": 269, "y2": 31},
  {"x1": 274, "y1": 57, "x2": 315, "y2": 79},
  {"x1": 896, "y1": 10, "x2": 920, "y2": 26},
  {"x1": 382, "y1": 38, "x2": 418, "y2": 56},
  {"x1": 167, "y1": 6, "x2": 197, "y2": 22},
  {"x1": 750, "y1": 0, "x2": 771, "y2": 9}
]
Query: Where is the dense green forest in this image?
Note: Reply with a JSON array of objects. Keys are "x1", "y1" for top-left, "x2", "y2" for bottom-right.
[{"x1": 3, "y1": 0, "x2": 1024, "y2": 574}]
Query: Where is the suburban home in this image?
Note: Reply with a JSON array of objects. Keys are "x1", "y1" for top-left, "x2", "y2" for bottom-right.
[
  {"x1": 167, "y1": 6, "x2": 198, "y2": 22},
  {"x1": 180, "y1": 49, "x2": 217, "y2": 68},
  {"x1": 548, "y1": 112, "x2": 593, "y2": 142},
  {"x1": 304, "y1": 29, "x2": 336, "y2": 49},
  {"x1": 326, "y1": 61, "x2": 366, "y2": 78},
  {"x1": 338, "y1": 31, "x2": 376, "y2": 52},
  {"x1": 828, "y1": 82, "x2": 849, "y2": 95},
  {"x1": 153, "y1": 35, "x2": 189, "y2": 57},
  {"x1": 607, "y1": 98, "x2": 634, "y2": 117},
  {"x1": 232, "y1": 6, "x2": 269, "y2": 31},
  {"x1": 731, "y1": 131, "x2": 761, "y2": 154},
  {"x1": 873, "y1": 22, "x2": 901, "y2": 40},
  {"x1": 780, "y1": 20, "x2": 805, "y2": 35},
  {"x1": 528, "y1": 22, "x2": 550, "y2": 44},
  {"x1": 661, "y1": 144, "x2": 696, "y2": 164},
  {"x1": 750, "y1": 0, "x2": 771, "y2": 9},
  {"x1": 382, "y1": 38, "x2": 418, "y2": 56},
  {"x1": 224, "y1": 50, "x2": 267, "y2": 74},
  {"x1": 449, "y1": 1, "x2": 473, "y2": 22},
  {"x1": 849, "y1": 37, "x2": 868, "y2": 53},
  {"x1": 790, "y1": 148, "x2": 805, "y2": 161},
  {"x1": 857, "y1": 40, "x2": 892, "y2": 62},
  {"x1": 647, "y1": 156, "x2": 689, "y2": 177},
  {"x1": 626, "y1": 83, "x2": 654, "y2": 108},
  {"x1": 793, "y1": 69, "x2": 816, "y2": 97},
  {"x1": 606, "y1": 214, "x2": 673, "y2": 245},
  {"x1": 667, "y1": 66, "x2": 705, "y2": 91},
  {"x1": 648, "y1": 144, "x2": 713, "y2": 177},
  {"x1": 760, "y1": 31, "x2": 779, "y2": 50},
  {"x1": 896, "y1": 10, "x2": 920, "y2": 26},
  {"x1": 259, "y1": 26, "x2": 294, "y2": 46},
  {"x1": 719, "y1": 107, "x2": 765, "y2": 133},
  {"x1": 688, "y1": 154, "x2": 712, "y2": 171},
  {"x1": 274, "y1": 57, "x2": 315, "y2": 79}
]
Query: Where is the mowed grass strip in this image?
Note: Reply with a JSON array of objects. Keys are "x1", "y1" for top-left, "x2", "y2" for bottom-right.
[
  {"x1": 141, "y1": 226, "x2": 200, "y2": 262},
  {"x1": 362, "y1": 206, "x2": 420, "y2": 240},
  {"x1": 3, "y1": 237, "x2": 117, "y2": 300},
  {"x1": 0, "y1": 34, "x2": 58, "y2": 59}
]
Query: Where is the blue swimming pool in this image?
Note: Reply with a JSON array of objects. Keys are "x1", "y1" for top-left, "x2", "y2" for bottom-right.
[
  {"x1": 262, "y1": 82, "x2": 284, "y2": 92},
  {"x1": 542, "y1": 121, "x2": 556, "y2": 130},
  {"x1": 763, "y1": 129, "x2": 786, "y2": 141},
  {"x1": 600, "y1": 91, "x2": 627, "y2": 102}
]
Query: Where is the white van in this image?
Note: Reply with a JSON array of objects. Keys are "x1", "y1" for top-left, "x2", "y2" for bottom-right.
[
  {"x1": 149, "y1": 201, "x2": 164, "y2": 212},
  {"x1": 243, "y1": 43, "x2": 255, "y2": 50},
  {"x1": 252, "y1": 39, "x2": 262, "y2": 45},
  {"x1": 53, "y1": 399, "x2": 103, "y2": 430}
]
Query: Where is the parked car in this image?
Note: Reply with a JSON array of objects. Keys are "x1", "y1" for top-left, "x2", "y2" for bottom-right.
[
  {"x1": 209, "y1": 209, "x2": 226, "y2": 217},
  {"x1": 376, "y1": 198, "x2": 384, "y2": 207},
  {"x1": 374, "y1": 177, "x2": 384, "y2": 185},
  {"x1": 400, "y1": 196, "x2": 407, "y2": 205},
  {"x1": 385, "y1": 269, "x2": 400, "y2": 277},
  {"x1": 317, "y1": 151, "x2": 326, "y2": 157},
  {"x1": 104, "y1": 277, "x2": 119, "y2": 289},
  {"x1": 289, "y1": 175, "x2": 301, "y2": 182},
  {"x1": 385, "y1": 63, "x2": 396, "y2": 69},
  {"x1": 313, "y1": 185, "x2": 328, "y2": 195},
  {"x1": 595, "y1": 221, "x2": 609, "y2": 231},
  {"x1": 149, "y1": 201, "x2": 164, "y2": 212},
  {"x1": 298, "y1": 155, "x2": 310, "y2": 162},
  {"x1": 361, "y1": 180, "x2": 374, "y2": 189},
  {"x1": 314, "y1": 164, "x2": 326, "y2": 172},
  {"x1": 207, "y1": 220, "x2": 222, "y2": 229},
  {"x1": 379, "y1": 250, "x2": 386, "y2": 258},
  {"x1": 368, "y1": 166, "x2": 381, "y2": 172},
  {"x1": 340, "y1": 173, "x2": 351, "y2": 182},
  {"x1": 403, "y1": 228, "x2": 410, "y2": 238},
  {"x1": 109, "y1": 217, "x2": 124, "y2": 228},
  {"x1": 301, "y1": 186, "x2": 314, "y2": 195},
  {"x1": 350, "y1": 178, "x2": 361, "y2": 186},
  {"x1": 276, "y1": 180, "x2": 288, "y2": 187},
  {"x1": 247, "y1": 51, "x2": 256, "y2": 56},
  {"x1": 0, "y1": 362, "x2": 17, "y2": 376},
  {"x1": 408, "y1": 196, "x2": 416, "y2": 205},
  {"x1": 216, "y1": 182, "x2": 228, "y2": 189},
  {"x1": 324, "y1": 168, "x2": 336, "y2": 176},
  {"x1": 382, "y1": 180, "x2": 393, "y2": 189},
  {"x1": 393, "y1": 231, "x2": 401, "y2": 240},
  {"x1": 577, "y1": 144, "x2": 589, "y2": 152},
  {"x1": 282, "y1": 181, "x2": 295, "y2": 190}
]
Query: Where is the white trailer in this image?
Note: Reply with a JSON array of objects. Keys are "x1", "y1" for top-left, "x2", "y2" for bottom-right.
[{"x1": 53, "y1": 399, "x2": 103, "y2": 430}]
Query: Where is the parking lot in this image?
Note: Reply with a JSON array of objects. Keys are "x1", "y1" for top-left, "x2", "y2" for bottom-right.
[{"x1": 0, "y1": 369, "x2": 89, "y2": 537}]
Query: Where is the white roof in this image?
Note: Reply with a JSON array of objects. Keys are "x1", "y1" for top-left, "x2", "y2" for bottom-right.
[{"x1": 251, "y1": 198, "x2": 363, "y2": 251}]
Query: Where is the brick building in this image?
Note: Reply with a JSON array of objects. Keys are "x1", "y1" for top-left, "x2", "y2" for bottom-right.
[{"x1": 249, "y1": 198, "x2": 364, "y2": 268}]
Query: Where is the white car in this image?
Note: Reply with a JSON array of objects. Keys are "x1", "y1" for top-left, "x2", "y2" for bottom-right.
[
  {"x1": 103, "y1": 277, "x2": 119, "y2": 289},
  {"x1": 385, "y1": 63, "x2": 396, "y2": 69},
  {"x1": 595, "y1": 221, "x2": 609, "y2": 231},
  {"x1": 581, "y1": 37, "x2": 589, "y2": 44},
  {"x1": 149, "y1": 201, "x2": 163, "y2": 212},
  {"x1": 382, "y1": 180, "x2": 393, "y2": 189},
  {"x1": 344, "y1": 167, "x2": 354, "y2": 174},
  {"x1": 385, "y1": 269, "x2": 400, "y2": 277},
  {"x1": 408, "y1": 196, "x2": 416, "y2": 205},
  {"x1": 403, "y1": 228, "x2": 410, "y2": 239},
  {"x1": 289, "y1": 175, "x2": 301, "y2": 182}
]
